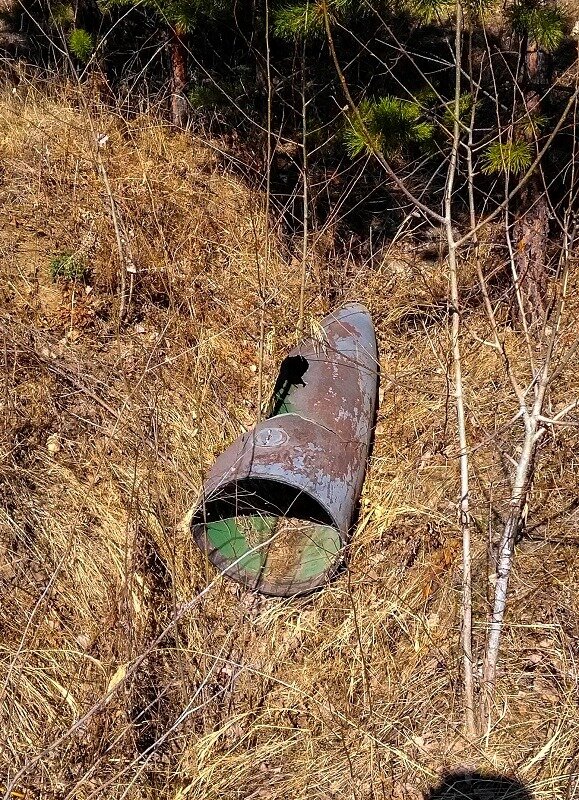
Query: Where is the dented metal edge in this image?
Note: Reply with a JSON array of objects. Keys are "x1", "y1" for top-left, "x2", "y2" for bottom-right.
[{"x1": 191, "y1": 302, "x2": 379, "y2": 596}]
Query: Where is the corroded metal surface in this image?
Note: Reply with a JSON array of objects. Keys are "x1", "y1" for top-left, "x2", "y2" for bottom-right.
[{"x1": 192, "y1": 302, "x2": 379, "y2": 596}]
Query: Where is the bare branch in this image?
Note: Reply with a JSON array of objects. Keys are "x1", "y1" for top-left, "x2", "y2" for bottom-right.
[{"x1": 321, "y1": 1, "x2": 445, "y2": 225}]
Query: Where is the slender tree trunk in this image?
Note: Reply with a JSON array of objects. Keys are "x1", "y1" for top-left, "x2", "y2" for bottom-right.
[
  {"x1": 169, "y1": 25, "x2": 189, "y2": 128},
  {"x1": 481, "y1": 424, "x2": 538, "y2": 721},
  {"x1": 513, "y1": 42, "x2": 549, "y2": 329},
  {"x1": 446, "y1": 1, "x2": 476, "y2": 738}
]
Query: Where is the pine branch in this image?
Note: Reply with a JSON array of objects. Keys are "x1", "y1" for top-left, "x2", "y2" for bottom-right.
[{"x1": 321, "y1": 0, "x2": 445, "y2": 224}]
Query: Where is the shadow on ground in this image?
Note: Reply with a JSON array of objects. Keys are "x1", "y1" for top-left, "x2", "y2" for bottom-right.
[{"x1": 426, "y1": 772, "x2": 532, "y2": 800}]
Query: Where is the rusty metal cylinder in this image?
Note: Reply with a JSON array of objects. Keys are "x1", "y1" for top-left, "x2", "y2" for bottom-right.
[{"x1": 191, "y1": 303, "x2": 379, "y2": 596}]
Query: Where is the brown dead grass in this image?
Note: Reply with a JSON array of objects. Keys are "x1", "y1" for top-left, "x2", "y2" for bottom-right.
[{"x1": 0, "y1": 83, "x2": 578, "y2": 800}]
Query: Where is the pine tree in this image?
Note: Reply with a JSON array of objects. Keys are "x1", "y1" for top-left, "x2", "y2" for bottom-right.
[
  {"x1": 102, "y1": 0, "x2": 228, "y2": 126},
  {"x1": 509, "y1": 0, "x2": 565, "y2": 328},
  {"x1": 275, "y1": 0, "x2": 569, "y2": 329}
]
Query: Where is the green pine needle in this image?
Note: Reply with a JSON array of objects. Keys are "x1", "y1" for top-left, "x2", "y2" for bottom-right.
[
  {"x1": 522, "y1": 113, "x2": 548, "y2": 136},
  {"x1": 344, "y1": 96, "x2": 434, "y2": 158},
  {"x1": 50, "y1": 3, "x2": 75, "y2": 26},
  {"x1": 189, "y1": 83, "x2": 230, "y2": 108},
  {"x1": 101, "y1": 0, "x2": 223, "y2": 29},
  {"x1": 443, "y1": 92, "x2": 474, "y2": 126},
  {"x1": 463, "y1": 0, "x2": 501, "y2": 20},
  {"x1": 273, "y1": 2, "x2": 326, "y2": 39},
  {"x1": 481, "y1": 140, "x2": 532, "y2": 175},
  {"x1": 68, "y1": 28, "x2": 94, "y2": 63},
  {"x1": 343, "y1": 115, "x2": 379, "y2": 158},
  {"x1": 404, "y1": 0, "x2": 452, "y2": 23},
  {"x1": 152, "y1": 0, "x2": 202, "y2": 30},
  {"x1": 273, "y1": 0, "x2": 355, "y2": 39},
  {"x1": 510, "y1": 1, "x2": 566, "y2": 51}
]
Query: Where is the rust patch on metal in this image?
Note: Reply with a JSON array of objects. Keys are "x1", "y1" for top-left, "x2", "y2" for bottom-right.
[{"x1": 192, "y1": 303, "x2": 379, "y2": 596}]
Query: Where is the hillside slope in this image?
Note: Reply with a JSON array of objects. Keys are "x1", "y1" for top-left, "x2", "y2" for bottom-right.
[{"x1": 1, "y1": 86, "x2": 578, "y2": 800}]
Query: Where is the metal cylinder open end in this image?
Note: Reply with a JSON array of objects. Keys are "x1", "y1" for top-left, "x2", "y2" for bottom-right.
[
  {"x1": 192, "y1": 303, "x2": 379, "y2": 597},
  {"x1": 191, "y1": 477, "x2": 342, "y2": 595}
]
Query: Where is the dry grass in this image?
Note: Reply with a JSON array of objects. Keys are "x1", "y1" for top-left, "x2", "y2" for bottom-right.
[{"x1": 1, "y1": 83, "x2": 578, "y2": 800}]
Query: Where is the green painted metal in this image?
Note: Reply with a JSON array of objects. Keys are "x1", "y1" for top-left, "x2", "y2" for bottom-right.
[
  {"x1": 192, "y1": 303, "x2": 379, "y2": 596},
  {"x1": 205, "y1": 515, "x2": 340, "y2": 586},
  {"x1": 203, "y1": 372, "x2": 341, "y2": 589}
]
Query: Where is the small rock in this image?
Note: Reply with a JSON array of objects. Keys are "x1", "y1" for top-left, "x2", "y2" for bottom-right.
[{"x1": 46, "y1": 433, "x2": 61, "y2": 454}]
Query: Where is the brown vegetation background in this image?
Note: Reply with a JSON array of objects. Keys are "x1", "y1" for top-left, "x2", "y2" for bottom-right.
[{"x1": 1, "y1": 87, "x2": 579, "y2": 799}]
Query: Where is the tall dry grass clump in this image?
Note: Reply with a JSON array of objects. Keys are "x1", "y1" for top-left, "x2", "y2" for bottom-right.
[{"x1": 0, "y1": 84, "x2": 578, "y2": 800}]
